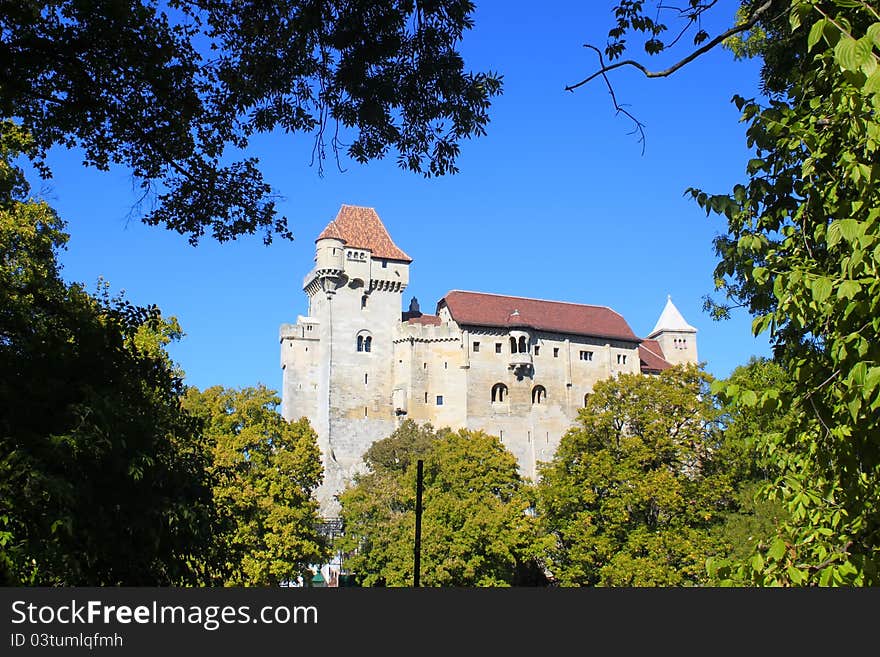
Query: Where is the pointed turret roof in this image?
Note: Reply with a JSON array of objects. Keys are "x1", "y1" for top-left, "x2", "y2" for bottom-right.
[
  {"x1": 648, "y1": 295, "x2": 697, "y2": 337},
  {"x1": 316, "y1": 205, "x2": 412, "y2": 262}
]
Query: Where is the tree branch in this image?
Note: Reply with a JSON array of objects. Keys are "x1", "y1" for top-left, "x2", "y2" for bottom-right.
[{"x1": 564, "y1": 0, "x2": 774, "y2": 93}]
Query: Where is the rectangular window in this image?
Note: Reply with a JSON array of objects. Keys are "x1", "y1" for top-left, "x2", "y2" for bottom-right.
[
  {"x1": 580, "y1": 350, "x2": 593, "y2": 361},
  {"x1": 473, "y1": 341, "x2": 480, "y2": 352},
  {"x1": 553, "y1": 347, "x2": 559, "y2": 357},
  {"x1": 495, "y1": 343, "x2": 502, "y2": 354},
  {"x1": 382, "y1": 260, "x2": 387, "y2": 268},
  {"x1": 436, "y1": 395, "x2": 444, "y2": 406},
  {"x1": 534, "y1": 346, "x2": 540, "y2": 356},
  {"x1": 617, "y1": 354, "x2": 628, "y2": 365}
]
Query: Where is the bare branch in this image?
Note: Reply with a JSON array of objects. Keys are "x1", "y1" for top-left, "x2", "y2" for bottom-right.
[
  {"x1": 578, "y1": 45, "x2": 647, "y2": 154},
  {"x1": 565, "y1": 0, "x2": 774, "y2": 93}
]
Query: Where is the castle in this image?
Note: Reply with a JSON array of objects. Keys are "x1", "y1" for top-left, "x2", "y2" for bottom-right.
[{"x1": 280, "y1": 205, "x2": 699, "y2": 515}]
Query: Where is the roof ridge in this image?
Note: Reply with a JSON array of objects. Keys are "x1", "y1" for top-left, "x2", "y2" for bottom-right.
[{"x1": 445, "y1": 289, "x2": 621, "y2": 314}]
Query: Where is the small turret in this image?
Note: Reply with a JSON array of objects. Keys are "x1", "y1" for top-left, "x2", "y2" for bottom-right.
[{"x1": 647, "y1": 295, "x2": 698, "y2": 366}]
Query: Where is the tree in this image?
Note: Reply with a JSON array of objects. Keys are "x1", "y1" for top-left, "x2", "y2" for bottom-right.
[
  {"x1": 337, "y1": 420, "x2": 547, "y2": 587},
  {"x1": 710, "y1": 357, "x2": 791, "y2": 566},
  {"x1": 1, "y1": 0, "x2": 502, "y2": 244},
  {"x1": 182, "y1": 385, "x2": 329, "y2": 586},
  {"x1": 536, "y1": 364, "x2": 732, "y2": 586},
  {"x1": 575, "y1": 1, "x2": 880, "y2": 585},
  {"x1": 0, "y1": 124, "x2": 219, "y2": 584}
]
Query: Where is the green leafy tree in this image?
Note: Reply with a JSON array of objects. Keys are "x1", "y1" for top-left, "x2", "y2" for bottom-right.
[
  {"x1": 2, "y1": 0, "x2": 502, "y2": 243},
  {"x1": 182, "y1": 386, "x2": 329, "y2": 586},
  {"x1": 710, "y1": 357, "x2": 791, "y2": 566},
  {"x1": 537, "y1": 365, "x2": 732, "y2": 586},
  {"x1": 337, "y1": 420, "x2": 547, "y2": 587},
  {"x1": 696, "y1": 1, "x2": 880, "y2": 585},
  {"x1": 576, "y1": 0, "x2": 880, "y2": 585},
  {"x1": 0, "y1": 124, "x2": 218, "y2": 584}
]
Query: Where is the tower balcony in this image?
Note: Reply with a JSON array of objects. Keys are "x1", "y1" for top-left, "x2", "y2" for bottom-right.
[{"x1": 509, "y1": 352, "x2": 533, "y2": 373}]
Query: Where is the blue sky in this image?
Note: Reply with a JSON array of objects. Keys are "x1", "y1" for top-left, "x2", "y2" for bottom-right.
[{"x1": 35, "y1": 1, "x2": 771, "y2": 393}]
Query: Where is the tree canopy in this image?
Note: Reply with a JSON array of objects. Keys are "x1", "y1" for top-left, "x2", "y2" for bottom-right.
[
  {"x1": 1, "y1": 0, "x2": 502, "y2": 244},
  {"x1": 577, "y1": 0, "x2": 880, "y2": 584},
  {"x1": 536, "y1": 364, "x2": 733, "y2": 586},
  {"x1": 182, "y1": 385, "x2": 328, "y2": 586},
  {"x1": 0, "y1": 126, "x2": 218, "y2": 584},
  {"x1": 337, "y1": 420, "x2": 547, "y2": 587}
]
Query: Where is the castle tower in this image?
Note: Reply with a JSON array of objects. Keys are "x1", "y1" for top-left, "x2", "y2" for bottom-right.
[
  {"x1": 647, "y1": 295, "x2": 698, "y2": 366},
  {"x1": 280, "y1": 205, "x2": 411, "y2": 515}
]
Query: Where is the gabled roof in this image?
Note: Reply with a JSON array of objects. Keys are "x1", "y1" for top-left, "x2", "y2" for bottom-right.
[
  {"x1": 438, "y1": 291, "x2": 640, "y2": 342},
  {"x1": 638, "y1": 338, "x2": 672, "y2": 374},
  {"x1": 649, "y1": 295, "x2": 697, "y2": 336},
  {"x1": 317, "y1": 205, "x2": 412, "y2": 262}
]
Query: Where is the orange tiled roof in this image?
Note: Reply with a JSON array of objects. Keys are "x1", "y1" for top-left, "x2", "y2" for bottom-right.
[
  {"x1": 438, "y1": 291, "x2": 640, "y2": 342},
  {"x1": 406, "y1": 314, "x2": 441, "y2": 326},
  {"x1": 638, "y1": 339, "x2": 672, "y2": 373},
  {"x1": 317, "y1": 205, "x2": 412, "y2": 262}
]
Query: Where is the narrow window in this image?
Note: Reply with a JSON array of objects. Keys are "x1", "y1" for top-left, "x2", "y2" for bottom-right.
[
  {"x1": 584, "y1": 393, "x2": 590, "y2": 407},
  {"x1": 436, "y1": 395, "x2": 444, "y2": 406},
  {"x1": 509, "y1": 337, "x2": 517, "y2": 354},
  {"x1": 361, "y1": 295, "x2": 368, "y2": 309},
  {"x1": 444, "y1": 362, "x2": 448, "y2": 369},
  {"x1": 382, "y1": 260, "x2": 387, "y2": 268},
  {"x1": 357, "y1": 335, "x2": 364, "y2": 352},
  {"x1": 364, "y1": 336, "x2": 372, "y2": 352},
  {"x1": 423, "y1": 362, "x2": 427, "y2": 369},
  {"x1": 534, "y1": 345, "x2": 540, "y2": 356},
  {"x1": 424, "y1": 392, "x2": 428, "y2": 403},
  {"x1": 473, "y1": 341, "x2": 480, "y2": 353},
  {"x1": 364, "y1": 407, "x2": 368, "y2": 417},
  {"x1": 364, "y1": 373, "x2": 368, "y2": 385},
  {"x1": 579, "y1": 350, "x2": 593, "y2": 361},
  {"x1": 553, "y1": 347, "x2": 559, "y2": 358},
  {"x1": 495, "y1": 343, "x2": 502, "y2": 354},
  {"x1": 518, "y1": 336, "x2": 527, "y2": 353}
]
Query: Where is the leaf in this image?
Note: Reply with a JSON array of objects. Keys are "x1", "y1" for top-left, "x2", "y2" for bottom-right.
[
  {"x1": 837, "y1": 279, "x2": 861, "y2": 299},
  {"x1": 768, "y1": 538, "x2": 786, "y2": 562},
  {"x1": 741, "y1": 389, "x2": 758, "y2": 407},
  {"x1": 808, "y1": 19, "x2": 828, "y2": 52},
  {"x1": 811, "y1": 276, "x2": 833, "y2": 303}
]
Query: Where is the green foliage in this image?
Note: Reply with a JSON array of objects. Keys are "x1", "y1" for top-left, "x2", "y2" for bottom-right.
[
  {"x1": 337, "y1": 420, "x2": 548, "y2": 587},
  {"x1": 0, "y1": 129, "x2": 218, "y2": 584},
  {"x1": 692, "y1": 1, "x2": 880, "y2": 585},
  {"x1": 182, "y1": 386, "x2": 329, "y2": 586},
  {"x1": 709, "y1": 358, "x2": 792, "y2": 566},
  {"x1": 2, "y1": 0, "x2": 502, "y2": 244},
  {"x1": 536, "y1": 365, "x2": 732, "y2": 586},
  {"x1": 599, "y1": 0, "x2": 880, "y2": 586}
]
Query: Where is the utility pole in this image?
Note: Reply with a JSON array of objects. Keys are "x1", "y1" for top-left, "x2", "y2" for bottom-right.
[{"x1": 413, "y1": 459, "x2": 423, "y2": 587}]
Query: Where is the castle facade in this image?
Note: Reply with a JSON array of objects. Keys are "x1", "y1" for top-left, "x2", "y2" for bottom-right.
[{"x1": 280, "y1": 205, "x2": 699, "y2": 515}]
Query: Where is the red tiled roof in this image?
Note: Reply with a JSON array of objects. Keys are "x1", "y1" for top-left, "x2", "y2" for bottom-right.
[
  {"x1": 406, "y1": 314, "x2": 441, "y2": 326},
  {"x1": 438, "y1": 291, "x2": 640, "y2": 342},
  {"x1": 639, "y1": 339, "x2": 672, "y2": 373},
  {"x1": 316, "y1": 205, "x2": 412, "y2": 262}
]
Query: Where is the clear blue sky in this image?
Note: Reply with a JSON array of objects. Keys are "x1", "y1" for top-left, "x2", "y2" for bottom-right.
[{"x1": 35, "y1": 1, "x2": 771, "y2": 393}]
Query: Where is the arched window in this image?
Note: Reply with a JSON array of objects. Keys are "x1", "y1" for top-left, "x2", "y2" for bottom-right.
[
  {"x1": 357, "y1": 331, "x2": 372, "y2": 353},
  {"x1": 491, "y1": 383, "x2": 508, "y2": 403},
  {"x1": 509, "y1": 336, "x2": 517, "y2": 354},
  {"x1": 583, "y1": 393, "x2": 590, "y2": 407},
  {"x1": 531, "y1": 385, "x2": 547, "y2": 405},
  {"x1": 518, "y1": 336, "x2": 527, "y2": 353}
]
